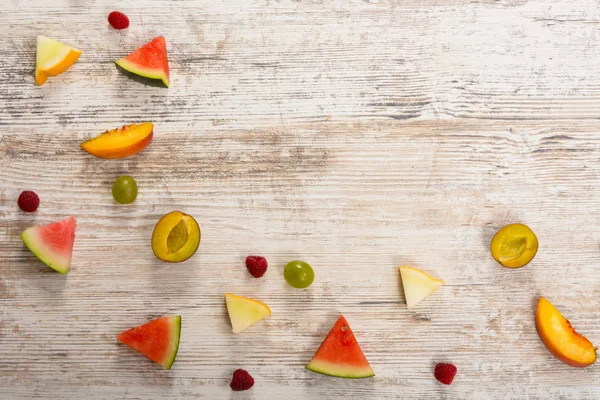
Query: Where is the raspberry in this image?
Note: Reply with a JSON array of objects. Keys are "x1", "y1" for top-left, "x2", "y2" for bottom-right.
[
  {"x1": 18, "y1": 191, "x2": 40, "y2": 212},
  {"x1": 434, "y1": 363, "x2": 457, "y2": 385},
  {"x1": 108, "y1": 11, "x2": 130, "y2": 30},
  {"x1": 246, "y1": 256, "x2": 268, "y2": 278},
  {"x1": 229, "y1": 369, "x2": 254, "y2": 391}
]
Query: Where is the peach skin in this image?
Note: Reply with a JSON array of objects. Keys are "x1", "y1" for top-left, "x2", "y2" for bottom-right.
[
  {"x1": 81, "y1": 123, "x2": 153, "y2": 159},
  {"x1": 536, "y1": 297, "x2": 596, "y2": 367}
]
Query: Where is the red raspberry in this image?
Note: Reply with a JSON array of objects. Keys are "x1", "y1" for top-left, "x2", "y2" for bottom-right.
[
  {"x1": 108, "y1": 11, "x2": 130, "y2": 30},
  {"x1": 245, "y1": 256, "x2": 268, "y2": 278},
  {"x1": 18, "y1": 191, "x2": 40, "y2": 212},
  {"x1": 229, "y1": 369, "x2": 254, "y2": 391},
  {"x1": 434, "y1": 363, "x2": 457, "y2": 385}
]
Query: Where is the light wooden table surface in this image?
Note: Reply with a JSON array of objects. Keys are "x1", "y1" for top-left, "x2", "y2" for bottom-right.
[{"x1": 2, "y1": 1, "x2": 600, "y2": 399}]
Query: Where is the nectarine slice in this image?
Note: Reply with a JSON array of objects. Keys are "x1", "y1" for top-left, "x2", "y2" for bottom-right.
[
  {"x1": 490, "y1": 224, "x2": 538, "y2": 268},
  {"x1": 536, "y1": 297, "x2": 596, "y2": 367},
  {"x1": 151, "y1": 211, "x2": 200, "y2": 263},
  {"x1": 81, "y1": 123, "x2": 153, "y2": 159}
]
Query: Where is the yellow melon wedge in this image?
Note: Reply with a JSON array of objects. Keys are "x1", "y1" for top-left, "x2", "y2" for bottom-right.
[
  {"x1": 399, "y1": 266, "x2": 444, "y2": 309},
  {"x1": 225, "y1": 293, "x2": 271, "y2": 334},
  {"x1": 36, "y1": 36, "x2": 81, "y2": 86}
]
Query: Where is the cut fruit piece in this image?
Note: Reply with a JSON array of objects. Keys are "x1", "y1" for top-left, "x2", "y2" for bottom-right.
[
  {"x1": 20, "y1": 216, "x2": 76, "y2": 274},
  {"x1": 490, "y1": 223, "x2": 538, "y2": 268},
  {"x1": 36, "y1": 36, "x2": 81, "y2": 86},
  {"x1": 306, "y1": 315, "x2": 374, "y2": 378},
  {"x1": 399, "y1": 266, "x2": 444, "y2": 309},
  {"x1": 535, "y1": 297, "x2": 596, "y2": 367},
  {"x1": 115, "y1": 36, "x2": 170, "y2": 87},
  {"x1": 151, "y1": 211, "x2": 200, "y2": 263},
  {"x1": 81, "y1": 123, "x2": 153, "y2": 159},
  {"x1": 225, "y1": 293, "x2": 271, "y2": 334},
  {"x1": 117, "y1": 316, "x2": 181, "y2": 369}
]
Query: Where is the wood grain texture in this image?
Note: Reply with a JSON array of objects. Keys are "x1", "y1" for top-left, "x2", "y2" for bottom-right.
[{"x1": 1, "y1": 0, "x2": 600, "y2": 399}]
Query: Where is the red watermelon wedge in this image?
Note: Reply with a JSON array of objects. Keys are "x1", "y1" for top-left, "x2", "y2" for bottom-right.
[
  {"x1": 306, "y1": 315, "x2": 374, "y2": 378},
  {"x1": 20, "y1": 216, "x2": 76, "y2": 274},
  {"x1": 116, "y1": 36, "x2": 170, "y2": 87},
  {"x1": 117, "y1": 316, "x2": 181, "y2": 369}
]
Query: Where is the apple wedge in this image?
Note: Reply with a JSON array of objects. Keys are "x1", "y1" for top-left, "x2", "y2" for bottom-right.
[
  {"x1": 399, "y1": 266, "x2": 444, "y2": 309},
  {"x1": 81, "y1": 122, "x2": 153, "y2": 159},
  {"x1": 535, "y1": 297, "x2": 596, "y2": 367}
]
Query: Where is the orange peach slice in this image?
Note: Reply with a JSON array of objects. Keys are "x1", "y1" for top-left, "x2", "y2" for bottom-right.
[
  {"x1": 81, "y1": 123, "x2": 153, "y2": 159},
  {"x1": 151, "y1": 211, "x2": 200, "y2": 263},
  {"x1": 490, "y1": 224, "x2": 538, "y2": 268},
  {"x1": 535, "y1": 297, "x2": 596, "y2": 367}
]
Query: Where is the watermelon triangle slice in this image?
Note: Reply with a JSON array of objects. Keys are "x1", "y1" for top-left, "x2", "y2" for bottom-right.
[
  {"x1": 117, "y1": 316, "x2": 181, "y2": 369},
  {"x1": 115, "y1": 36, "x2": 170, "y2": 87},
  {"x1": 306, "y1": 315, "x2": 375, "y2": 378},
  {"x1": 20, "y1": 216, "x2": 76, "y2": 274}
]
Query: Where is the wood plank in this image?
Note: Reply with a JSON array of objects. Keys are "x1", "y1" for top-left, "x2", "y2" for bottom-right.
[
  {"x1": 2, "y1": 0, "x2": 600, "y2": 399},
  {"x1": 2, "y1": 0, "x2": 600, "y2": 131},
  {"x1": 2, "y1": 120, "x2": 600, "y2": 399}
]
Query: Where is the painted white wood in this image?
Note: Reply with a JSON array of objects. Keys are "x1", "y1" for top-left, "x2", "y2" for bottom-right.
[{"x1": 1, "y1": 0, "x2": 600, "y2": 399}]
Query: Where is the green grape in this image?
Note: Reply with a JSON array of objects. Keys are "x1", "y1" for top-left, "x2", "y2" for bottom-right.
[
  {"x1": 112, "y1": 175, "x2": 138, "y2": 204},
  {"x1": 284, "y1": 260, "x2": 314, "y2": 289}
]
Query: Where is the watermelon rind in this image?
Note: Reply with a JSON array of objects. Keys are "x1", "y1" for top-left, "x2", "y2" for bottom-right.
[
  {"x1": 306, "y1": 315, "x2": 375, "y2": 379},
  {"x1": 115, "y1": 36, "x2": 170, "y2": 87},
  {"x1": 115, "y1": 58, "x2": 170, "y2": 87},
  {"x1": 306, "y1": 359, "x2": 375, "y2": 379},
  {"x1": 162, "y1": 315, "x2": 181, "y2": 369},
  {"x1": 20, "y1": 217, "x2": 76, "y2": 274}
]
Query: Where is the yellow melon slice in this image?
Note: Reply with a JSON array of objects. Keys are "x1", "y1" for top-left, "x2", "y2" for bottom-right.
[
  {"x1": 225, "y1": 293, "x2": 271, "y2": 334},
  {"x1": 399, "y1": 266, "x2": 445, "y2": 308},
  {"x1": 36, "y1": 36, "x2": 81, "y2": 85}
]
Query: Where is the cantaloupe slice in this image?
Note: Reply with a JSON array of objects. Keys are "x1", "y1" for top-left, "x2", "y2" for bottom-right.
[{"x1": 35, "y1": 36, "x2": 81, "y2": 86}]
